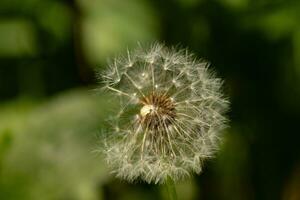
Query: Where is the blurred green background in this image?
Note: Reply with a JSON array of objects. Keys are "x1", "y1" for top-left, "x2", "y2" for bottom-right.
[{"x1": 1, "y1": 0, "x2": 300, "y2": 199}]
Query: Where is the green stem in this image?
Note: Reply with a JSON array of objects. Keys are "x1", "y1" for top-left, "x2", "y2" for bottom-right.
[{"x1": 165, "y1": 177, "x2": 177, "y2": 200}]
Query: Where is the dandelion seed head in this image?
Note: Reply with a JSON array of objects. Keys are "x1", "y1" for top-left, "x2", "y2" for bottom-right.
[{"x1": 100, "y1": 43, "x2": 229, "y2": 184}]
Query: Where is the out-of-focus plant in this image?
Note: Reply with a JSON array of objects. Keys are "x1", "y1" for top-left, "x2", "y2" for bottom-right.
[
  {"x1": 76, "y1": 0, "x2": 160, "y2": 66},
  {"x1": 0, "y1": 90, "x2": 115, "y2": 200}
]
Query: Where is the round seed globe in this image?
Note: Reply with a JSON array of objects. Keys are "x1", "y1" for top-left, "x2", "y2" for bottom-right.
[{"x1": 99, "y1": 43, "x2": 229, "y2": 184}]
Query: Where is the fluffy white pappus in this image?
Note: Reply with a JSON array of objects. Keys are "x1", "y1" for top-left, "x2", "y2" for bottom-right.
[{"x1": 99, "y1": 43, "x2": 229, "y2": 184}]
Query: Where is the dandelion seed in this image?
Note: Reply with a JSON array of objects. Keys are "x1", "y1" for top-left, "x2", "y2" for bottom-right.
[{"x1": 99, "y1": 43, "x2": 229, "y2": 184}]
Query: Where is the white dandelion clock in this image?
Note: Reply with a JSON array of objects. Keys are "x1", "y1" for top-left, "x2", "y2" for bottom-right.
[{"x1": 99, "y1": 43, "x2": 229, "y2": 184}]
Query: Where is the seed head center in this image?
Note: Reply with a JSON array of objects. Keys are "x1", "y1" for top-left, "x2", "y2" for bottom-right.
[
  {"x1": 140, "y1": 104, "x2": 156, "y2": 117},
  {"x1": 139, "y1": 92, "x2": 176, "y2": 129}
]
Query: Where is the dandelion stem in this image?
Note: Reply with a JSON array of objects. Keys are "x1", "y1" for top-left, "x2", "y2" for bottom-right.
[{"x1": 165, "y1": 177, "x2": 177, "y2": 200}]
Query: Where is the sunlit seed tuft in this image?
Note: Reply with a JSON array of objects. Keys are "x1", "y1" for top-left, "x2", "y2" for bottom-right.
[{"x1": 99, "y1": 43, "x2": 229, "y2": 184}]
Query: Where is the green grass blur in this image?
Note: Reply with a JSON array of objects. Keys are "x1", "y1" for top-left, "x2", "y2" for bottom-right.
[{"x1": 1, "y1": 0, "x2": 300, "y2": 199}]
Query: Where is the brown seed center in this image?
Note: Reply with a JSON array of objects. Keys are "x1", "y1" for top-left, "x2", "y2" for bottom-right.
[{"x1": 139, "y1": 92, "x2": 176, "y2": 130}]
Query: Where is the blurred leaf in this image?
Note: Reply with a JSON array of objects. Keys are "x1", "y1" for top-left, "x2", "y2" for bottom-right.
[
  {"x1": 77, "y1": 0, "x2": 159, "y2": 66},
  {"x1": 35, "y1": 1, "x2": 72, "y2": 42},
  {"x1": 0, "y1": 19, "x2": 37, "y2": 57},
  {"x1": 242, "y1": 5, "x2": 300, "y2": 40},
  {"x1": 0, "y1": 89, "x2": 117, "y2": 200}
]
